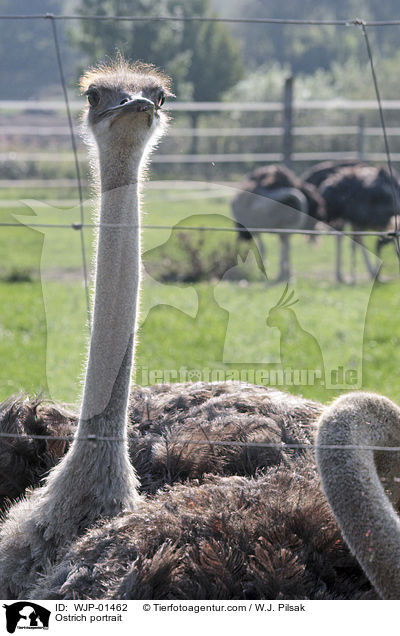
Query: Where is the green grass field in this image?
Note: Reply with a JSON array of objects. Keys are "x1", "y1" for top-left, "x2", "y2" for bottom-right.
[{"x1": 1, "y1": 182, "x2": 400, "y2": 408}]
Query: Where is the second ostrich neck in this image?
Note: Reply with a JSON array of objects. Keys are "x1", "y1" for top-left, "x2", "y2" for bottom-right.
[{"x1": 317, "y1": 395, "x2": 400, "y2": 599}]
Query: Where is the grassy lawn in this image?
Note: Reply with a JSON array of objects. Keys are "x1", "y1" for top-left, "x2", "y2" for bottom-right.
[{"x1": 0, "y1": 183, "x2": 400, "y2": 407}]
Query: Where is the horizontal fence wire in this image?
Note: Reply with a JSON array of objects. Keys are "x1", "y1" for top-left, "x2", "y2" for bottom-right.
[
  {"x1": 1, "y1": 15, "x2": 400, "y2": 27},
  {"x1": 5, "y1": 125, "x2": 400, "y2": 137},
  {"x1": 6, "y1": 152, "x2": 400, "y2": 163},
  {"x1": 0, "y1": 221, "x2": 397, "y2": 238},
  {"x1": 0, "y1": 428, "x2": 400, "y2": 452},
  {"x1": 4, "y1": 99, "x2": 400, "y2": 111},
  {"x1": 5, "y1": 152, "x2": 400, "y2": 163}
]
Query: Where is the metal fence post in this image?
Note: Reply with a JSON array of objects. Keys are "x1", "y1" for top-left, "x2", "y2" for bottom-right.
[
  {"x1": 358, "y1": 114, "x2": 366, "y2": 161},
  {"x1": 283, "y1": 76, "x2": 294, "y2": 168}
]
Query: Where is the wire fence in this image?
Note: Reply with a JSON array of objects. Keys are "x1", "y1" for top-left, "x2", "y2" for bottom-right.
[
  {"x1": 1, "y1": 426, "x2": 400, "y2": 453},
  {"x1": 5, "y1": 151, "x2": 400, "y2": 163},
  {"x1": 2, "y1": 15, "x2": 399, "y2": 270},
  {"x1": 6, "y1": 123, "x2": 400, "y2": 136},
  {"x1": 5, "y1": 98, "x2": 400, "y2": 110},
  {"x1": 2, "y1": 14, "x2": 400, "y2": 25},
  {"x1": 1, "y1": 12, "x2": 400, "y2": 452},
  {"x1": 49, "y1": 16, "x2": 92, "y2": 328},
  {"x1": 0, "y1": 221, "x2": 396, "y2": 238}
]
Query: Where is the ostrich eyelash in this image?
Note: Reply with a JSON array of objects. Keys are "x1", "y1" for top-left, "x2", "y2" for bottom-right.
[{"x1": 157, "y1": 91, "x2": 165, "y2": 108}]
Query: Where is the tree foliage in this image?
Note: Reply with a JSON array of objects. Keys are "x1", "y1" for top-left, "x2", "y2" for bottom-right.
[
  {"x1": 0, "y1": 0, "x2": 76, "y2": 98},
  {"x1": 2, "y1": 0, "x2": 400, "y2": 100},
  {"x1": 214, "y1": 0, "x2": 400, "y2": 75},
  {"x1": 72, "y1": 0, "x2": 243, "y2": 100}
]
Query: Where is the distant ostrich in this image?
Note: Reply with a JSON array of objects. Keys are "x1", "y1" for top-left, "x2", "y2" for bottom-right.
[
  {"x1": 303, "y1": 161, "x2": 400, "y2": 282},
  {"x1": 301, "y1": 159, "x2": 364, "y2": 189},
  {"x1": 231, "y1": 165, "x2": 325, "y2": 282},
  {"x1": 0, "y1": 61, "x2": 326, "y2": 599}
]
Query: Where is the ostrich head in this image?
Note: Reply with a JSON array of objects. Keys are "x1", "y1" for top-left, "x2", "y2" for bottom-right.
[{"x1": 80, "y1": 58, "x2": 173, "y2": 155}]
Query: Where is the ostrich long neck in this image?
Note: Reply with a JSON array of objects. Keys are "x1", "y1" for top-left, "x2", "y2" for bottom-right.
[
  {"x1": 316, "y1": 393, "x2": 400, "y2": 599},
  {"x1": 38, "y1": 144, "x2": 144, "y2": 527},
  {"x1": 80, "y1": 147, "x2": 142, "y2": 430}
]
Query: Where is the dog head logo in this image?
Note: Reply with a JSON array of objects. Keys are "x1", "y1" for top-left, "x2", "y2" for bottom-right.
[{"x1": 3, "y1": 602, "x2": 50, "y2": 633}]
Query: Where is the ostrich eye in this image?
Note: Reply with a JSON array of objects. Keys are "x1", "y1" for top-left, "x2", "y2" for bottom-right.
[
  {"x1": 87, "y1": 88, "x2": 100, "y2": 107},
  {"x1": 157, "y1": 90, "x2": 165, "y2": 108}
]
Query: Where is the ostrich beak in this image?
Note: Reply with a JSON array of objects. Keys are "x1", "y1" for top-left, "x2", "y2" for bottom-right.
[
  {"x1": 116, "y1": 97, "x2": 155, "y2": 114},
  {"x1": 99, "y1": 97, "x2": 155, "y2": 123}
]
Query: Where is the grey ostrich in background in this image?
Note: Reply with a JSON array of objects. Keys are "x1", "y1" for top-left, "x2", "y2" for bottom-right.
[
  {"x1": 301, "y1": 159, "x2": 363, "y2": 189},
  {"x1": 231, "y1": 165, "x2": 326, "y2": 282},
  {"x1": 303, "y1": 161, "x2": 400, "y2": 283}
]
